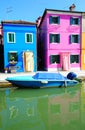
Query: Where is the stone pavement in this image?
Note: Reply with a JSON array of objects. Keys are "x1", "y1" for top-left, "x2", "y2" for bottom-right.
[{"x1": 0, "y1": 70, "x2": 85, "y2": 83}]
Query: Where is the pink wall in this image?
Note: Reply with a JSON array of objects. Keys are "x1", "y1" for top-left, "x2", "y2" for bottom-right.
[
  {"x1": 46, "y1": 14, "x2": 81, "y2": 50},
  {"x1": 40, "y1": 11, "x2": 82, "y2": 71}
]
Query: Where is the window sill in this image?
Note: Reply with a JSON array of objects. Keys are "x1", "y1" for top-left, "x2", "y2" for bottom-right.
[{"x1": 9, "y1": 61, "x2": 17, "y2": 65}]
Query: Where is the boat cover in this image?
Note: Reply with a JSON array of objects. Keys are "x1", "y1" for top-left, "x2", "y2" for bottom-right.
[{"x1": 32, "y1": 72, "x2": 65, "y2": 80}]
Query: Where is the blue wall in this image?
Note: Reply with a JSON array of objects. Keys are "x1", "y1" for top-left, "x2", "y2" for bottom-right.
[{"x1": 3, "y1": 23, "x2": 37, "y2": 72}]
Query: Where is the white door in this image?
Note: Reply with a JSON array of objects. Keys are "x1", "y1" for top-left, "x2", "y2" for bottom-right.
[{"x1": 24, "y1": 52, "x2": 34, "y2": 72}]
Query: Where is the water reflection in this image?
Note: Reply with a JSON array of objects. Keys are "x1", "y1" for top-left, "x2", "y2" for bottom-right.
[{"x1": 0, "y1": 84, "x2": 85, "y2": 130}]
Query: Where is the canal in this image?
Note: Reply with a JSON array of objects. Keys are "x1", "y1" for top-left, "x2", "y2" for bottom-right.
[{"x1": 0, "y1": 83, "x2": 85, "y2": 130}]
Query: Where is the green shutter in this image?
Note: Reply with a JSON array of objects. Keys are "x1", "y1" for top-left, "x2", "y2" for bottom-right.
[
  {"x1": 27, "y1": 34, "x2": 29, "y2": 42},
  {"x1": 49, "y1": 16, "x2": 52, "y2": 24},
  {"x1": 50, "y1": 55, "x2": 53, "y2": 64},
  {"x1": 70, "y1": 55, "x2": 72, "y2": 63},
  {"x1": 70, "y1": 35, "x2": 73, "y2": 43},
  {"x1": 27, "y1": 34, "x2": 32, "y2": 43},
  {"x1": 78, "y1": 35, "x2": 80, "y2": 43},
  {"x1": 58, "y1": 16, "x2": 60, "y2": 24},
  {"x1": 29, "y1": 34, "x2": 32, "y2": 42},
  {"x1": 78, "y1": 18, "x2": 80, "y2": 25},
  {"x1": 70, "y1": 17, "x2": 73, "y2": 25},
  {"x1": 12, "y1": 34, "x2": 14, "y2": 42},
  {"x1": 9, "y1": 34, "x2": 11, "y2": 42},
  {"x1": 50, "y1": 34, "x2": 53, "y2": 43},
  {"x1": 58, "y1": 34, "x2": 60, "y2": 43},
  {"x1": 8, "y1": 33, "x2": 14, "y2": 42}
]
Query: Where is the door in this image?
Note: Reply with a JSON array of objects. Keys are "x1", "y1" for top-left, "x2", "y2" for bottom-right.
[
  {"x1": 24, "y1": 51, "x2": 34, "y2": 72},
  {"x1": 61, "y1": 52, "x2": 70, "y2": 71}
]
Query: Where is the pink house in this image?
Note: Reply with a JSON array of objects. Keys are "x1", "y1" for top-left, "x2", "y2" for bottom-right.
[{"x1": 37, "y1": 9, "x2": 82, "y2": 71}]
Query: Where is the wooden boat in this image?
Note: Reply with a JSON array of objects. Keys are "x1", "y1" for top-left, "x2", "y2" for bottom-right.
[{"x1": 6, "y1": 72, "x2": 78, "y2": 88}]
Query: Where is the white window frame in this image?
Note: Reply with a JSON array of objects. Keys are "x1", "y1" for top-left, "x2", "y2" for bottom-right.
[
  {"x1": 25, "y1": 33, "x2": 33, "y2": 43},
  {"x1": 7, "y1": 32, "x2": 16, "y2": 43}
]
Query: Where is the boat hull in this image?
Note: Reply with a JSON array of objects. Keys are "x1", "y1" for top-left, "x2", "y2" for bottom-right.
[{"x1": 6, "y1": 78, "x2": 78, "y2": 88}]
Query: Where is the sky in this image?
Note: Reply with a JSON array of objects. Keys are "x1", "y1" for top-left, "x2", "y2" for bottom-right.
[{"x1": 0, "y1": 0, "x2": 85, "y2": 23}]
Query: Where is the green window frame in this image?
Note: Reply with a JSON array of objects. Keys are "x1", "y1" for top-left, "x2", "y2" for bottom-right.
[
  {"x1": 25, "y1": 33, "x2": 33, "y2": 43},
  {"x1": 70, "y1": 34, "x2": 80, "y2": 43},
  {"x1": 70, "y1": 17, "x2": 80, "y2": 25},
  {"x1": 70, "y1": 54, "x2": 79, "y2": 63},
  {"x1": 49, "y1": 16, "x2": 60, "y2": 24},
  {"x1": 8, "y1": 52, "x2": 18, "y2": 62},
  {"x1": 50, "y1": 55, "x2": 60, "y2": 64},
  {"x1": 50, "y1": 34, "x2": 60, "y2": 43},
  {"x1": 7, "y1": 32, "x2": 15, "y2": 43}
]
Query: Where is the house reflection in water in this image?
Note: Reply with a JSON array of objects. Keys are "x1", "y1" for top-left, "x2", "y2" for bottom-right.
[{"x1": 0, "y1": 86, "x2": 85, "y2": 130}]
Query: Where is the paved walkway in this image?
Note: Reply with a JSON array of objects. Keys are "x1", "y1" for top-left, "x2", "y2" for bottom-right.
[{"x1": 0, "y1": 70, "x2": 85, "y2": 82}]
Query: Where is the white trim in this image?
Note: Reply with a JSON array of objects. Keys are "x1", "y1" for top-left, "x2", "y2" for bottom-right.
[
  {"x1": 7, "y1": 32, "x2": 16, "y2": 43},
  {"x1": 71, "y1": 17, "x2": 80, "y2": 19},
  {"x1": 47, "y1": 67, "x2": 80, "y2": 71},
  {"x1": 70, "y1": 68, "x2": 80, "y2": 71},
  {"x1": 50, "y1": 15, "x2": 59, "y2": 17},
  {"x1": 48, "y1": 68, "x2": 61, "y2": 71},
  {"x1": 25, "y1": 33, "x2": 33, "y2": 43},
  {"x1": 47, "y1": 11, "x2": 82, "y2": 16}
]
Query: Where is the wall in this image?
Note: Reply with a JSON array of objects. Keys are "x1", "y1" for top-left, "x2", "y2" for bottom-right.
[
  {"x1": 43, "y1": 12, "x2": 81, "y2": 71},
  {"x1": 3, "y1": 23, "x2": 37, "y2": 72}
]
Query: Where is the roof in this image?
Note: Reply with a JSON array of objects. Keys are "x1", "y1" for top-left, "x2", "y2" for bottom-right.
[
  {"x1": 39, "y1": 8, "x2": 84, "y2": 27},
  {"x1": 1, "y1": 20, "x2": 37, "y2": 26}
]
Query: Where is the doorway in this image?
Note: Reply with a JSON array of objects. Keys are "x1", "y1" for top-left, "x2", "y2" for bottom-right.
[
  {"x1": 23, "y1": 51, "x2": 34, "y2": 72},
  {"x1": 61, "y1": 52, "x2": 70, "y2": 71}
]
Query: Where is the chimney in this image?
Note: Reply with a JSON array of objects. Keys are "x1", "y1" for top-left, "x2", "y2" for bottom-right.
[
  {"x1": 69, "y1": 4, "x2": 76, "y2": 11},
  {"x1": 36, "y1": 16, "x2": 42, "y2": 27}
]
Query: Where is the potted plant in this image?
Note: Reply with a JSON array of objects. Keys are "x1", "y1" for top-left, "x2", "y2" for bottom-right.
[{"x1": 10, "y1": 56, "x2": 17, "y2": 65}]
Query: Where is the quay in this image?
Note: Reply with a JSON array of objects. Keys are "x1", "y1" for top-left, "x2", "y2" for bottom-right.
[{"x1": 0, "y1": 70, "x2": 85, "y2": 87}]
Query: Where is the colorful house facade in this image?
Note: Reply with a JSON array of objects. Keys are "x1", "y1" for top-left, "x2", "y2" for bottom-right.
[
  {"x1": 81, "y1": 13, "x2": 85, "y2": 70},
  {"x1": 37, "y1": 9, "x2": 82, "y2": 71},
  {"x1": 1, "y1": 21, "x2": 37, "y2": 72}
]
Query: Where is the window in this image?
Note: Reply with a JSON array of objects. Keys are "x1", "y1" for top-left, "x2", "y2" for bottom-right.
[
  {"x1": 25, "y1": 33, "x2": 33, "y2": 43},
  {"x1": 50, "y1": 104, "x2": 60, "y2": 114},
  {"x1": 69, "y1": 102, "x2": 79, "y2": 112},
  {"x1": 70, "y1": 17, "x2": 80, "y2": 25},
  {"x1": 50, "y1": 34, "x2": 60, "y2": 43},
  {"x1": 7, "y1": 32, "x2": 15, "y2": 43},
  {"x1": 70, "y1": 55, "x2": 79, "y2": 63},
  {"x1": 70, "y1": 34, "x2": 80, "y2": 43},
  {"x1": 8, "y1": 52, "x2": 18, "y2": 63},
  {"x1": 49, "y1": 16, "x2": 60, "y2": 24},
  {"x1": 50, "y1": 55, "x2": 60, "y2": 64}
]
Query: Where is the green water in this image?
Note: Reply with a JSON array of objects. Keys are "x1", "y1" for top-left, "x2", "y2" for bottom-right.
[{"x1": 0, "y1": 84, "x2": 85, "y2": 130}]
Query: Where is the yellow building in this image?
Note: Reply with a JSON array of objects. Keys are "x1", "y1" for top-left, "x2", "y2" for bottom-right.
[{"x1": 82, "y1": 13, "x2": 85, "y2": 70}]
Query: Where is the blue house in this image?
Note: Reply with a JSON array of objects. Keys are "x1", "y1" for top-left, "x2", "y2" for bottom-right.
[{"x1": 1, "y1": 20, "x2": 37, "y2": 72}]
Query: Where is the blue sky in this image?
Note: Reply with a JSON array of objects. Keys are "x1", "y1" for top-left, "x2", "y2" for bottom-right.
[{"x1": 0, "y1": 0, "x2": 85, "y2": 22}]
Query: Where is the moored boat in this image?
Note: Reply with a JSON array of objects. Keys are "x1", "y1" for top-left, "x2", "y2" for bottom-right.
[{"x1": 6, "y1": 72, "x2": 78, "y2": 88}]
